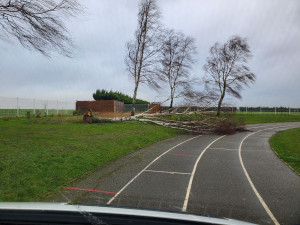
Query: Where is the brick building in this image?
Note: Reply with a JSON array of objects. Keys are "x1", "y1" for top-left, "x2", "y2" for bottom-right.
[
  {"x1": 76, "y1": 100, "x2": 124, "y2": 113},
  {"x1": 150, "y1": 102, "x2": 161, "y2": 113}
]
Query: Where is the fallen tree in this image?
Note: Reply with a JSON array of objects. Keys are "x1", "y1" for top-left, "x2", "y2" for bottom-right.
[
  {"x1": 83, "y1": 106, "x2": 245, "y2": 135},
  {"x1": 83, "y1": 91, "x2": 246, "y2": 135}
]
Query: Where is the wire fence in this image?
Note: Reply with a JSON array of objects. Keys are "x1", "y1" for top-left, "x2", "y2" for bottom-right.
[
  {"x1": 0, "y1": 97, "x2": 75, "y2": 117},
  {"x1": 1, "y1": 96, "x2": 299, "y2": 117},
  {"x1": 238, "y1": 107, "x2": 300, "y2": 115},
  {"x1": 124, "y1": 104, "x2": 150, "y2": 113}
]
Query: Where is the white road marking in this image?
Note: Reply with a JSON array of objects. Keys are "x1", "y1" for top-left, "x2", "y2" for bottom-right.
[
  {"x1": 107, "y1": 135, "x2": 201, "y2": 204},
  {"x1": 210, "y1": 147, "x2": 238, "y2": 150},
  {"x1": 237, "y1": 126, "x2": 293, "y2": 225},
  {"x1": 182, "y1": 135, "x2": 226, "y2": 212},
  {"x1": 144, "y1": 170, "x2": 191, "y2": 175},
  {"x1": 181, "y1": 123, "x2": 298, "y2": 214}
]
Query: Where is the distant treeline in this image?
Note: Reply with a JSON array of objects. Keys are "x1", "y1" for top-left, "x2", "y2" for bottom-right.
[{"x1": 93, "y1": 89, "x2": 149, "y2": 104}]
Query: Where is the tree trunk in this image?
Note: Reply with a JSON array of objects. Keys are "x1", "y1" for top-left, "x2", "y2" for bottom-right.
[
  {"x1": 216, "y1": 92, "x2": 225, "y2": 116},
  {"x1": 169, "y1": 89, "x2": 174, "y2": 113},
  {"x1": 168, "y1": 98, "x2": 174, "y2": 113},
  {"x1": 170, "y1": 98, "x2": 174, "y2": 108},
  {"x1": 131, "y1": 85, "x2": 138, "y2": 116}
]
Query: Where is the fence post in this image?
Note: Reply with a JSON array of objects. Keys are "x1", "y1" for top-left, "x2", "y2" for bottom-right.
[
  {"x1": 275, "y1": 107, "x2": 276, "y2": 115},
  {"x1": 17, "y1": 97, "x2": 19, "y2": 117},
  {"x1": 289, "y1": 107, "x2": 290, "y2": 115},
  {"x1": 246, "y1": 106, "x2": 247, "y2": 114}
]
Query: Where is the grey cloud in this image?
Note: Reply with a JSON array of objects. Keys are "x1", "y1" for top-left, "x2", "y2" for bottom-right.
[{"x1": 0, "y1": 0, "x2": 299, "y2": 107}]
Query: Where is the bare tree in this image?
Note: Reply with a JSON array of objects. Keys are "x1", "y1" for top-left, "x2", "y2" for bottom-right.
[
  {"x1": 158, "y1": 29, "x2": 196, "y2": 108},
  {"x1": 126, "y1": 0, "x2": 161, "y2": 116},
  {"x1": 203, "y1": 36, "x2": 256, "y2": 116},
  {"x1": 0, "y1": 0, "x2": 81, "y2": 57}
]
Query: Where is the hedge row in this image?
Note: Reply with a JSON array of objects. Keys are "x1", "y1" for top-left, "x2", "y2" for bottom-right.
[{"x1": 92, "y1": 89, "x2": 149, "y2": 104}]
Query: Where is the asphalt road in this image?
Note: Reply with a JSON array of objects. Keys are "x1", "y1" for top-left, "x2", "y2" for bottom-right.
[{"x1": 52, "y1": 122, "x2": 300, "y2": 225}]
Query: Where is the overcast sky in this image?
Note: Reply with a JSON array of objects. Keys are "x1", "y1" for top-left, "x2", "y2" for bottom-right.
[{"x1": 1, "y1": 0, "x2": 299, "y2": 107}]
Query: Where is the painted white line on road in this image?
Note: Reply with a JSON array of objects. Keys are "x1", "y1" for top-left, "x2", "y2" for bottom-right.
[
  {"x1": 238, "y1": 126, "x2": 289, "y2": 225},
  {"x1": 210, "y1": 147, "x2": 238, "y2": 151},
  {"x1": 144, "y1": 170, "x2": 191, "y2": 175},
  {"x1": 182, "y1": 135, "x2": 226, "y2": 212},
  {"x1": 107, "y1": 135, "x2": 201, "y2": 205}
]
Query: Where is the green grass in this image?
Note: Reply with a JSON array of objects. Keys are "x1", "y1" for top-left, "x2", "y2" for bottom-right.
[
  {"x1": 0, "y1": 116, "x2": 181, "y2": 201},
  {"x1": 270, "y1": 128, "x2": 300, "y2": 174},
  {"x1": 233, "y1": 114, "x2": 300, "y2": 124}
]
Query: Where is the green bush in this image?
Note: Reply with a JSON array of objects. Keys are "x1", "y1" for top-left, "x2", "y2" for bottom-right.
[{"x1": 93, "y1": 89, "x2": 149, "y2": 104}]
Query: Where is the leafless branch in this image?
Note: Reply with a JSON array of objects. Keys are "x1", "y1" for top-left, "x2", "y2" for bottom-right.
[
  {"x1": 203, "y1": 35, "x2": 256, "y2": 116},
  {"x1": 157, "y1": 29, "x2": 197, "y2": 108},
  {"x1": 0, "y1": 0, "x2": 82, "y2": 57},
  {"x1": 125, "y1": 0, "x2": 161, "y2": 116}
]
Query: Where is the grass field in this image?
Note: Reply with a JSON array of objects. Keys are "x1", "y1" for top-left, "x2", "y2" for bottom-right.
[
  {"x1": 233, "y1": 114, "x2": 300, "y2": 124},
  {"x1": 0, "y1": 116, "x2": 181, "y2": 201},
  {"x1": 270, "y1": 128, "x2": 300, "y2": 174}
]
